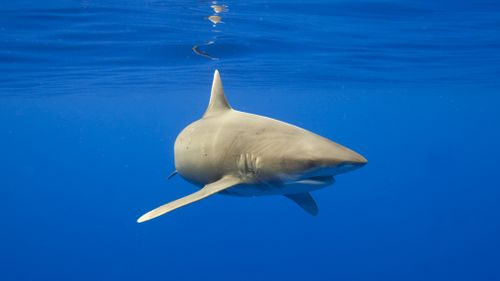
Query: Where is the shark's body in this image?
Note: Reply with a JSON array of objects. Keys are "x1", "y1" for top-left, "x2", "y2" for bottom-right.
[{"x1": 138, "y1": 70, "x2": 367, "y2": 223}]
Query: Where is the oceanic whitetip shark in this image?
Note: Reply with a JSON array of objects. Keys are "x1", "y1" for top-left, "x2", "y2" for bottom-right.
[{"x1": 137, "y1": 70, "x2": 367, "y2": 223}]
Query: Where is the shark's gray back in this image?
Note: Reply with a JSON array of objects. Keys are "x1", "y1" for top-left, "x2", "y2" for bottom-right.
[{"x1": 174, "y1": 109, "x2": 346, "y2": 188}]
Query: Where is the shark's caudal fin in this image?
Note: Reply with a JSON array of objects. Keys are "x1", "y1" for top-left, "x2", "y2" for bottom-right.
[
  {"x1": 203, "y1": 70, "x2": 232, "y2": 117},
  {"x1": 137, "y1": 175, "x2": 241, "y2": 223},
  {"x1": 284, "y1": 192, "x2": 319, "y2": 216}
]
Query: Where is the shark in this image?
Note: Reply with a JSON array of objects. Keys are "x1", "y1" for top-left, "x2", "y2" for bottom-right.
[{"x1": 137, "y1": 70, "x2": 367, "y2": 223}]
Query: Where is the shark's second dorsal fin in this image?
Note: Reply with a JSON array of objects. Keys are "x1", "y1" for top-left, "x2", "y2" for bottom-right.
[{"x1": 203, "y1": 70, "x2": 231, "y2": 117}]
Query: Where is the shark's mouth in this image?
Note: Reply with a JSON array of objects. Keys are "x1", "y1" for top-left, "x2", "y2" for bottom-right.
[
  {"x1": 309, "y1": 175, "x2": 335, "y2": 182},
  {"x1": 290, "y1": 175, "x2": 335, "y2": 186}
]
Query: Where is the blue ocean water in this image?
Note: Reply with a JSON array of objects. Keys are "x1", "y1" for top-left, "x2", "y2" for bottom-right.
[{"x1": 1, "y1": 0, "x2": 499, "y2": 280}]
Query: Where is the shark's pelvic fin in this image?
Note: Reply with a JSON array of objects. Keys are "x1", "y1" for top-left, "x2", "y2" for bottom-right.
[
  {"x1": 284, "y1": 192, "x2": 319, "y2": 216},
  {"x1": 137, "y1": 175, "x2": 241, "y2": 223},
  {"x1": 203, "y1": 69, "x2": 232, "y2": 117}
]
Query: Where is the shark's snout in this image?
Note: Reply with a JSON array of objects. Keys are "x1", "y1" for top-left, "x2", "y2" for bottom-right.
[
  {"x1": 331, "y1": 149, "x2": 367, "y2": 175},
  {"x1": 311, "y1": 140, "x2": 367, "y2": 175},
  {"x1": 321, "y1": 142, "x2": 367, "y2": 166},
  {"x1": 343, "y1": 151, "x2": 368, "y2": 166}
]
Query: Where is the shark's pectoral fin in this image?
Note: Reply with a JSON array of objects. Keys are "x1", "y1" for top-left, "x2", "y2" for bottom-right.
[
  {"x1": 137, "y1": 175, "x2": 241, "y2": 223},
  {"x1": 284, "y1": 192, "x2": 319, "y2": 216}
]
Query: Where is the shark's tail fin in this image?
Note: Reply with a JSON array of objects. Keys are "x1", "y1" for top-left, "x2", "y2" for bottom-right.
[{"x1": 203, "y1": 70, "x2": 232, "y2": 117}]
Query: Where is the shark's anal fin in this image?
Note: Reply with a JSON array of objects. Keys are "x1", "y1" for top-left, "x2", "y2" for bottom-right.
[
  {"x1": 203, "y1": 70, "x2": 232, "y2": 117},
  {"x1": 137, "y1": 175, "x2": 241, "y2": 223},
  {"x1": 284, "y1": 192, "x2": 319, "y2": 216}
]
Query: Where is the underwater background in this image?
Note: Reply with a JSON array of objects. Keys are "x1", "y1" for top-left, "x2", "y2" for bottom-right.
[{"x1": 1, "y1": 0, "x2": 500, "y2": 280}]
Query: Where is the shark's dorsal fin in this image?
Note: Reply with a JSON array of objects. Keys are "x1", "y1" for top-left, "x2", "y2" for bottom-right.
[{"x1": 203, "y1": 70, "x2": 231, "y2": 117}]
